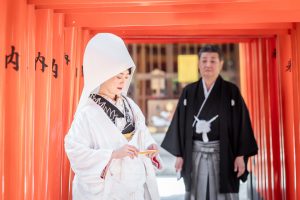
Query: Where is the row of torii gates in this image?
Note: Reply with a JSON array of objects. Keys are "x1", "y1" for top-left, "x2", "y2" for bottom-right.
[{"x1": 1, "y1": 0, "x2": 300, "y2": 199}]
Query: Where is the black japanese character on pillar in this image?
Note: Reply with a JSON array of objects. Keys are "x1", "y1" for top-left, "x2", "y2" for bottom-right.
[
  {"x1": 272, "y1": 48, "x2": 276, "y2": 58},
  {"x1": 35, "y1": 52, "x2": 48, "y2": 72},
  {"x1": 5, "y1": 45, "x2": 19, "y2": 71},
  {"x1": 286, "y1": 59, "x2": 292, "y2": 72},
  {"x1": 52, "y1": 59, "x2": 58, "y2": 78},
  {"x1": 64, "y1": 54, "x2": 70, "y2": 65},
  {"x1": 81, "y1": 65, "x2": 84, "y2": 77}
]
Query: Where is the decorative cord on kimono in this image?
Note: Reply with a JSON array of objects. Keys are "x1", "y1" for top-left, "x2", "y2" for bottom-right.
[{"x1": 192, "y1": 81, "x2": 219, "y2": 142}]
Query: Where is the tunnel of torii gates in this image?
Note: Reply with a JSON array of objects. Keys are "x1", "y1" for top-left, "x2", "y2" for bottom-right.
[{"x1": 1, "y1": 0, "x2": 300, "y2": 200}]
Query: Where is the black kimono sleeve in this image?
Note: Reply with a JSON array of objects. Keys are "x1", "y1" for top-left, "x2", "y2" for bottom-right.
[
  {"x1": 232, "y1": 87, "x2": 258, "y2": 157},
  {"x1": 231, "y1": 86, "x2": 258, "y2": 181},
  {"x1": 161, "y1": 88, "x2": 187, "y2": 157}
]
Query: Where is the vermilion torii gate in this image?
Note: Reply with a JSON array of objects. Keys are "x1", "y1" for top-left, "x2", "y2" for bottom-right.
[{"x1": 1, "y1": 0, "x2": 300, "y2": 199}]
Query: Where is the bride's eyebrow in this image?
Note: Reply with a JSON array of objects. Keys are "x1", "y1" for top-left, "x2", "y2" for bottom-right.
[{"x1": 119, "y1": 72, "x2": 129, "y2": 76}]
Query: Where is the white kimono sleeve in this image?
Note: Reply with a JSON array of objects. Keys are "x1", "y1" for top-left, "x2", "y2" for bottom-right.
[
  {"x1": 142, "y1": 122, "x2": 164, "y2": 171},
  {"x1": 64, "y1": 111, "x2": 113, "y2": 182},
  {"x1": 126, "y1": 97, "x2": 156, "y2": 148},
  {"x1": 143, "y1": 125, "x2": 156, "y2": 149}
]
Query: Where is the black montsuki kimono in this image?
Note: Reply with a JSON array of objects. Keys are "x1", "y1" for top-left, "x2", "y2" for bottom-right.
[{"x1": 161, "y1": 76, "x2": 258, "y2": 193}]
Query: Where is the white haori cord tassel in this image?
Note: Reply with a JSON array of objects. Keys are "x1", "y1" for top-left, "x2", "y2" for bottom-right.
[{"x1": 193, "y1": 115, "x2": 219, "y2": 142}]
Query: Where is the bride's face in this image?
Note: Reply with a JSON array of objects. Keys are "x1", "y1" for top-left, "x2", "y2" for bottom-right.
[{"x1": 100, "y1": 69, "x2": 130, "y2": 97}]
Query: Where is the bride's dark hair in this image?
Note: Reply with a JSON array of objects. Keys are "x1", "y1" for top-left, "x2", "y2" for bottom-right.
[{"x1": 128, "y1": 67, "x2": 132, "y2": 75}]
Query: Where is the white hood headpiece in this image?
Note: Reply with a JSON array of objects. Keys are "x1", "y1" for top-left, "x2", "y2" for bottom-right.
[{"x1": 75, "y1": 33, "x2": 136, "y2": 115}]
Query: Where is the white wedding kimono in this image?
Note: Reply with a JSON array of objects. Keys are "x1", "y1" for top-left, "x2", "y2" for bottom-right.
[{"x1": 64, "y1": 33, "x2": 161, "y2": 200}]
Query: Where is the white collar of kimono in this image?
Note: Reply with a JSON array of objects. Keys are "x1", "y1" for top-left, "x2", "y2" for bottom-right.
[
  {"x1": 202, "y1": 78, "x2": 215, "y2": 98},
  {"x1": 75, "y1": 33, "x2": 136, "y2": 117},
  {"x1": 192, "y1": 78, "x2": 216, "y2": 127}
]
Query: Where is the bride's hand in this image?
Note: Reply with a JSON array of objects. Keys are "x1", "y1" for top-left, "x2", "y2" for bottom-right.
[
  {"x1": 112, "y1": 144, "x2": 139, "y2": 159},
  {"x1": 147, "y1": 144, "x2": 159, "y2": 158}
]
